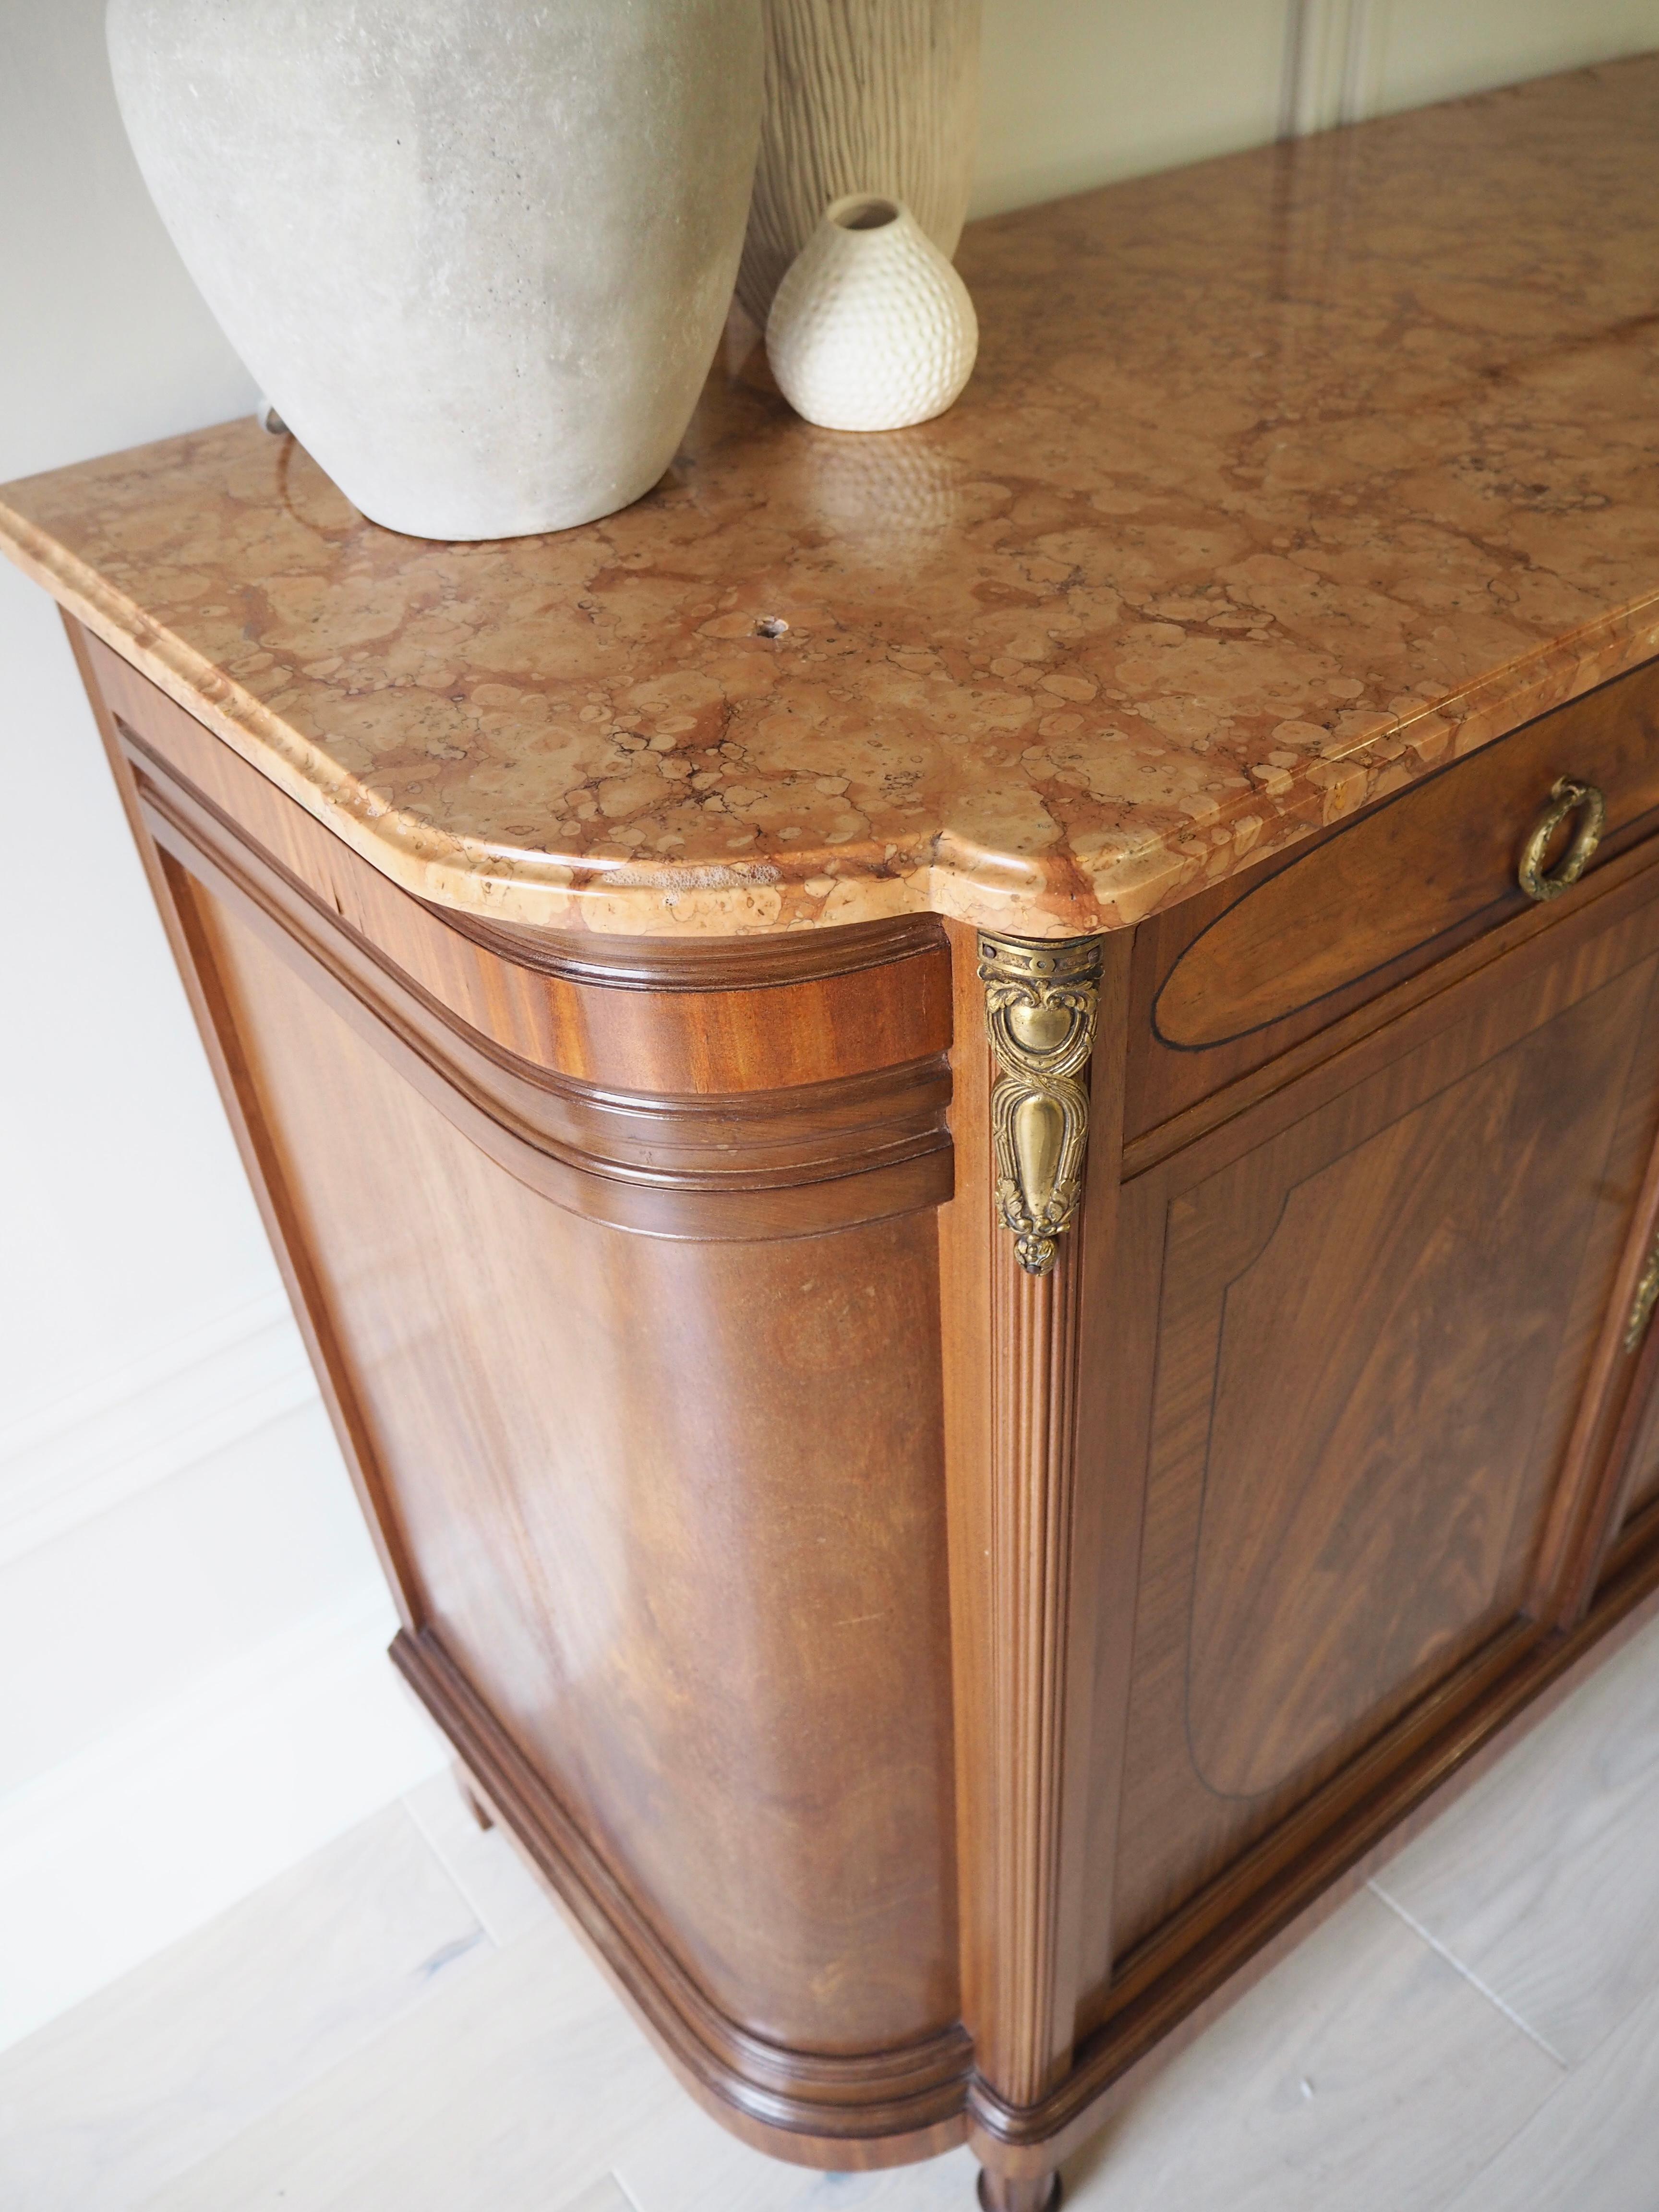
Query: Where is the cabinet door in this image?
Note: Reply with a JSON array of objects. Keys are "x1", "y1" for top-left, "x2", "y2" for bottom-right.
[
  {"x1": 1600, "y1": 1313, "x2": 1659, "y2": 1545},
  {"x1": 1090, "y1": 869, "x2": 1659, "y2": 1981}
]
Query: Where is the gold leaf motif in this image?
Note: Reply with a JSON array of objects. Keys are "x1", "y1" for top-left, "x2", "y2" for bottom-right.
[{"x1": 978, "y1": 933, "x2": 1104, "y2": 1276}]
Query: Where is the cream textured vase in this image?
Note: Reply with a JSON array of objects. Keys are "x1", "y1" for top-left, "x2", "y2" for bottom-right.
[
  {"x1": 737, "y1": 0, "x2": 979, "y2": 327},
  {"x1": 106, "y1": 0, "x2": 763, "y2": 541},
  {"x1": 767, "y1": 196, "x2": 978, "y2": 433}
]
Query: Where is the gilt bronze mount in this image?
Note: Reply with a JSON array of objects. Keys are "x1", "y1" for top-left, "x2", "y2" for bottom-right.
[{"x1": 978, "y1": 932, "x2": 1105, "y2": 1276}]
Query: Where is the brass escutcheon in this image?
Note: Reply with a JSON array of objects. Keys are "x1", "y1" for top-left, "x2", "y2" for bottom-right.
[
  {"x1": 978, "y1": 933, "x2": 1104, "y2": 1277},
  {"x1": 1518, "y1": 775, "x2": 1605, "y2": 903}
]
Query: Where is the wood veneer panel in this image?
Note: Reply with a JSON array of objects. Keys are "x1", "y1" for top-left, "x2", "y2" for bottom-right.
[
  {"x1": 1098, "y1": 884, "x2": 1659, "y2": 1972},
  {"x1": 187, "y1": 876, "x2": 962, "y2": 2067}
]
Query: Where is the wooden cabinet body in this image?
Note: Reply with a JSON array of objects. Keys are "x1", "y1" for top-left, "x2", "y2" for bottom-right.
[{"x1": 64, "y1": 623, "x2": 1659, "y2": 2200}]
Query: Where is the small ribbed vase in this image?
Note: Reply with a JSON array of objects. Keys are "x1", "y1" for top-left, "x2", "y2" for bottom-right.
[
  {"x1": 767, "y1": 195, "x2": 977, "y2": 433},
  {"x1": 737, "y1": 0, "x2": 980, "y2": 328}
]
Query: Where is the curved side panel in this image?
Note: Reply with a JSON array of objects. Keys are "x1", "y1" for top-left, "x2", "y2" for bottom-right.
[{"x1": 187, "y1": 878, "x2": 966, "y2": 2134}]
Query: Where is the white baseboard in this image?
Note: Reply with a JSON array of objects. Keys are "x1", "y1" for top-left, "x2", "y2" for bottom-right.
[
  {"x1": 0, "y1": 1585, "x2": 449, "y2": 2054},
  {"x1": 0, "y1": 1287, "x2": 320, "y2": 1568}
]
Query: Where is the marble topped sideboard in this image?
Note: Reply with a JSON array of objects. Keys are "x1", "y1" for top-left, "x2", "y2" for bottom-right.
[{"x1": 9, "y1": 55, "x2": 1659, "y2": 2208}]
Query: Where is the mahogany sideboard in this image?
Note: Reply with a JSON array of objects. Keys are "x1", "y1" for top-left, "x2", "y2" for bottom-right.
[{"x1": 10, "y1": 57, "x2": 1659, "y2": 2208}]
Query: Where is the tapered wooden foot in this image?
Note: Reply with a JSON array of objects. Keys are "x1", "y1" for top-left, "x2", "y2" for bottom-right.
[{"x1": 976, "y1": 2167, "x2": 1060, "y2": 2212}]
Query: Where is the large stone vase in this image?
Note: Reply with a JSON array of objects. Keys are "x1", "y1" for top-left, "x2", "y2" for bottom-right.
[
  {"x1": 736, "y1": 0, "x2": 980, "y2": 329},
  {"x1": 106, "y1": 0, "x2": 764, "y2": 540}
]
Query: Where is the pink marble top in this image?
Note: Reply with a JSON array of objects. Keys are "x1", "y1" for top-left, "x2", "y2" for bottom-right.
[{"x1": 6, "y1": 57, "x2": 1659, "y2": 939}]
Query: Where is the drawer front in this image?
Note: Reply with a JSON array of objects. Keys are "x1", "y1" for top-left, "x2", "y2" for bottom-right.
[{"x1": 1127, "y1": 655, "x2": 1659, "y2": 1143}]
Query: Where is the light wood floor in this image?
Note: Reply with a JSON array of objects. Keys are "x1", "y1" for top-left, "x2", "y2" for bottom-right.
[{"x1": 6, "y1": 1615, "x2": 1659, "y2": 2212}]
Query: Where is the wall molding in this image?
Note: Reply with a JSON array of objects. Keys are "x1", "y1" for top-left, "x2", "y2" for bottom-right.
[
  {"x1": 1281, "y1": 0, "x2": 1388, "y2": 137},
  {"x1": 0, "y1": 1286, "x2": 318, "y2": 1568},
  {"x1": 0, "y1": 1583, "x2": 448, "y2": 2052}
]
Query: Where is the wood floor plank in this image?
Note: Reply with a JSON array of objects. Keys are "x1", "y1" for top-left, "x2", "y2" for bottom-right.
[
  {"x1": 557, "y1": 2178, "x2": 637, "y2": 2212},
  {"x1": 1058, "y1": 1890, "x2": 1560, "y2": 2212},
  {"x1": 140, "y1": 1916, "x2": 682, "y2": 2212},
  {"x1": 1374, "y1": 1616, "x2": 1659, "y2": 2064},
  {"x1": 0, "y1": 1802, "x2": 487, "y2": 2212},
  {"x1": 1437, "y1": 1975, "x2": 1659, "y2": 2212},
  {"x1": 401, "y1": 1769, "x2": 554, "y2": 1947},
  {"x1": 615, "y1": 2085, "x2": 977, "y2": 2212},
  {"x1": 20, "y1": 1622, "x2": 1659, "y2": 2212}
]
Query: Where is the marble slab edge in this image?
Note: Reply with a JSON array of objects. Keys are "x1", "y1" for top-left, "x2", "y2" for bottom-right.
[{"x1": 7, "y1": 493, "x2": 1659, "y2": 945}]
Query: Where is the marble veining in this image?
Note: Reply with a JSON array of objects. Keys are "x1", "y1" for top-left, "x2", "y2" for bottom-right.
[{"x1": 6, "y1": 58, "x2": 1659, "y2": 940}]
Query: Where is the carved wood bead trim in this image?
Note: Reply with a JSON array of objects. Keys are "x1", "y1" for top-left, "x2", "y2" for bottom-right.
[
  {"x1": 437, "y1": 902, "x2": 950, "y2": 992},
  {"x1": 979, "y1": 935, "x2": 1105, "y2": 1276}
]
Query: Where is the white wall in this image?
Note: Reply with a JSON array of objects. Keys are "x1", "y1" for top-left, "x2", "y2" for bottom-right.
[
  {"x1": 2, "y1": 0, "x2": 1656, "y2": 2049},
  {"x1": 971, "y1": 0, "x2": 1659, "y2": 213},
  {"x1": 0, "y1": 0, "x2": 446, "y2": 2054},
  {"x1": 973, "y1": 0, "x2": 1289, "y2": 216}
]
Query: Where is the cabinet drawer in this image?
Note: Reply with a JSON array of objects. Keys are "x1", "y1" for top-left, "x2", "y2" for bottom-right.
[{"x1": 1126, "y1": 654, "x2": 1659, "y2": 1142}]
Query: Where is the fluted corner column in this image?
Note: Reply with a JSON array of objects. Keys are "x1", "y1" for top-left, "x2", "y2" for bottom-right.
[
  {"x1": 939, "y1": 917, "x2": 1127, "y2": 2173},
  {"x1": 974, "y1": 933, "x2": 1103, "y2": 2105}
]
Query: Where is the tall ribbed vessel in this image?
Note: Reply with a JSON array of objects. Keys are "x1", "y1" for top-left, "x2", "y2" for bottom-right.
[{"x1": 737, "y1": 0, "x2": 980, "y2": 328}]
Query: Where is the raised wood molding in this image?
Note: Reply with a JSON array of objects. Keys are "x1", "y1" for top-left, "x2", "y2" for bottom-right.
[
  {"x1": 119, "y1": 715, "x2": 952, "y2": 1242},
  {"x1": 1534, "y1": 1109, "x2": 1659, "y2": 1625},
  {"x1": 982, "y1": 1238, "x2": 1090, "y2": 2107},
  {"x1": 436, "y1": 903, "x2": 950, "y2": 992},
  {"x1": 1124, "y1": 832, "x2": 1659, "y2": 1179},
  {"x1": 0, "y1": 1287, "x2": 314, "y2": 1569},
  {"x1": 83, "y1": 634, "x2": 955, "y2": 1102}
]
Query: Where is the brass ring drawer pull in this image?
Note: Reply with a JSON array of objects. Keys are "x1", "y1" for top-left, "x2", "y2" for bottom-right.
[{"x1": 1518, "y1": 775, "x2": 1605, "y2": 903}]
